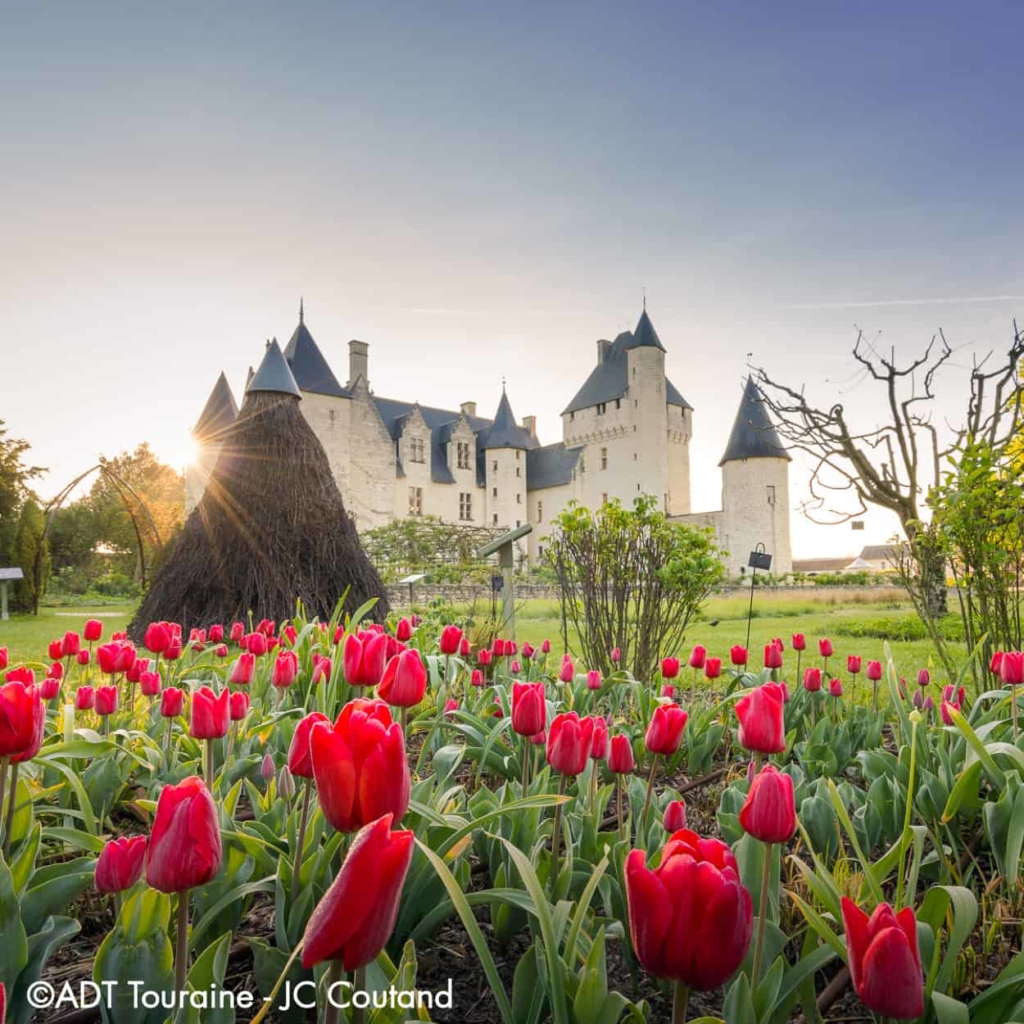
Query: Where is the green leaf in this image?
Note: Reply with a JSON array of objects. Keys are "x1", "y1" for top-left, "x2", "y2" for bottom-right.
[
  {"x1": 931, "y1": 991, "x2": 970, "y2": 1024},
  {"x1": 5, "y1": 916, "x2": 80, "y2": 1024},
  {"x1": 917, "y1": 885, "x2": 978, "y2": 997}
]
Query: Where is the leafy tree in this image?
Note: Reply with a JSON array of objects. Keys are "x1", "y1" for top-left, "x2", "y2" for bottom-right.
[
  {"x1": 0, "y1": 420, "x2": 44, "y2": 606},
  {"x1": 13, "y1": 498, "x2": 49, "y2": 611},
  {"x1": 544, "y1": 495, "x2": 725, "y2": 679}
]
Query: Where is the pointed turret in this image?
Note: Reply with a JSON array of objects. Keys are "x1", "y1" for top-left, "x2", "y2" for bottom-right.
[
  {"x1": 719, "y1": 378, "x2": 789, "y2": 465},
  {"x1": 483, "y1": 389, "x2": 532, "y2": 450},
  {"x1": 247, "y1": 339, "x2": 302, "y2": 398},
  {"x1": 627, "y1": 308, "x2": 666, "y2": 352},
  {"x1": 193, "y1": 371, "x2": 238, "y2": 440},
  {"x1": 283, "y1": 302, "x2": 349, "y2": 397}
]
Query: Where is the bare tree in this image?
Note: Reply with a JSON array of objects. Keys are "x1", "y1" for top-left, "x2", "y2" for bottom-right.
[{"x1": 754, "y1": 323, "x2": 1024, "y2": 624}]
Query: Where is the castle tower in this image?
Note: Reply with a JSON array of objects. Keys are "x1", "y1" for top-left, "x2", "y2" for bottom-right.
[
  {"x1": 483, "y1": 388, "x2": 532, "y2": 532},
  {"x1": 718, "y1": 377, "x2": 792, "y2": 576},
  {"x1": 186, "y1": 371, "x2": 238, "y2": 513},
  {"x1": 626, "y1": 308, "x2": 670, "y2": 511}
]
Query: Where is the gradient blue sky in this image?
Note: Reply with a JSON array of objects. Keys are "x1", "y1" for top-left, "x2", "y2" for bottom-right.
[{"x1": 3, "y1": 1, "x2": 1022, "y2": 556}]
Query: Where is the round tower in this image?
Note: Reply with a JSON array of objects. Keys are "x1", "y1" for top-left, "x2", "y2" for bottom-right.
[
  {"x1": 719, "y1": 378, "x2": 792, "y2": 576},
  {"x1": 625, "y1": 308, "x2": 670, "y2": 510},
  {"x1": 482, "y1": 389, "x2": 532, "y2": 533}
]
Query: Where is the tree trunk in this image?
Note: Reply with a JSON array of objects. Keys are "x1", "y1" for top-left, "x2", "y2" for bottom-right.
[{"x1": 919, "y1": 544, "x2": 948, "y2": 619}]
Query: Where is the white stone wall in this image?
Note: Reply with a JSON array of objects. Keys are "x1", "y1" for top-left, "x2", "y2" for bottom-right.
[
  {"x1": 344, "y1": 382, "x2": 398, "y2": 530},
  {"x1": 526, "y1": 473, "x2": 583, "y2": 561},
  {"x1": 484, "y1": 447, "x2": 527, "y2": 530},
  {"x1": 667, "y1": 407, "x2": 692, "y2": 515}
]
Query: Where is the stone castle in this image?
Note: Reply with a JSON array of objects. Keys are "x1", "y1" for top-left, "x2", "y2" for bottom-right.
[{"x1": 186, "y1": 303, "x2": 793, "y2": 576}]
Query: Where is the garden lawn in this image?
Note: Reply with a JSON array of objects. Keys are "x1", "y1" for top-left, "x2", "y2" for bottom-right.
[{"x1": 0, "y1": 603, "x2": 138, "y2": 666}]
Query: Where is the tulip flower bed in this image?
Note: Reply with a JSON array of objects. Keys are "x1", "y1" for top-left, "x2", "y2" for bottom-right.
[{"x1": 2, "y1": 609, "x2": 1024, "y2": 1024}]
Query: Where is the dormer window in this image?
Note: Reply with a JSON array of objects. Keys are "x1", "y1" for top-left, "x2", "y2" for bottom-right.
[
  {"x1": 409, "y1": 438, "x2": 426, "y2": 464},
  {"x1": 456, "y1": 441, "x2": 472, "y2": 470}
]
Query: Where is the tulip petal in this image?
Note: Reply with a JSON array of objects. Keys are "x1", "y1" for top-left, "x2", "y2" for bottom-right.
[{"x1": 859, "y1": 926, "x2": 924, "y2": 1019}]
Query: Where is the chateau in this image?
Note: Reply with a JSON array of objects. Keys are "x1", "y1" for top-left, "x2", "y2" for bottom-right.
[{"x1": 187, "y1": 304, "x2": 793, "y2": 576}]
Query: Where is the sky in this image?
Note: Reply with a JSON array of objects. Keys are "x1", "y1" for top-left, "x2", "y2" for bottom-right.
[{"x1": 2, "y1": 0, "x2": 1022, "y2": 557}]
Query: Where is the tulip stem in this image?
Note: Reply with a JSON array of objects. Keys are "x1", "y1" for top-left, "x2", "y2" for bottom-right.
[
  {"x1": 617, "y1": 775, "x2": 625, "y2": 843},
  {"x1": 872, "y1": 681, "x2": 879, "y2": 714},
  {"x1": 671, "y1": 980, "x2": 690, "y2": 1024},
  {"x1": 640, "y1": 754, "x2": 659, "y2": 838},
  {"x1": 290, "y1": 778, "x2": 313, "y2": 906},
  {"x1": 589, "y1": 761, "x2": 598, "y2": 814},
  {"x1": 204, "y1": 740, "x2": 215, "y2": 790},
  {"x1": 521, "y1": 738, "x2": 530, "y2": 794},
  {"x1": 751, "y1": 842, "x2": 773, "y2": 988},
  {"x1": 1012, "y1": 686, "x2": 1019, "y2": 741},
  {"x1": 0, "y1": 758, "x2": 7, "y2": 853},
  {"x1": 352, "y1": 965, "x2": 367, "y2": 1024},
  {"x1": 549, "y1": 774, "x2": 568, "y2": 891},
  {"x1": 174, "y1": 890, "x2": 190, "y2": 992},
  {"x1": 323, "y1": 959, "x2": 343, "y2": 1024},
  {"x1": 2, "y1": 761, "x2": 20, "y2": 856}
]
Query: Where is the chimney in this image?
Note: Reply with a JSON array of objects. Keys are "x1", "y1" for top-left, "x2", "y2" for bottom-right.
[
  {"x1": 348, "y1": 340, "x2": 369, "y2": 387},
  {"x1": 597, "y1": 339, "x2": 612, "y2": 365},
  {"x1": 522, "y1": 415, "x2": 537, "y2": 438},
  {"x1": 460, "y1": 401, "x2": 477, "y2": 418}
]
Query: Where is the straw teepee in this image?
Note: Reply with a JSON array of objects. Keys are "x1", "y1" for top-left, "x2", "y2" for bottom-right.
[{"x1": 132, "y1": 340, "x2": 389, "y2": 633}]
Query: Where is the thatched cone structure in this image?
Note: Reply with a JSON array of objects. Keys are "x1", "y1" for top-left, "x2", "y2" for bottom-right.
[{"x1": 132, "y1": 340, "x2": 389, "y2": 634}]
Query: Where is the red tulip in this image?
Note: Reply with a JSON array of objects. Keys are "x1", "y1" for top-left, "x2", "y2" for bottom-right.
[
  {"x1": 1, "y1": 978, "x2": 6, "y2": 1022},
  {"x1": 511, "y1": 659, "x2": 522, "y2": 674},
  {"x1": 229, "y1": 691, "x2": 250, "y2": 721},
  {"x1": 245, "y1": 632, "x2": 268, "y2": 657},
  {"x1": 471, "y1": 669, "x2": 484, "y2": 687},
  {"x1": 95, "y1": 836, "x2": 147, "y2": 893},
  {"x1": 460, "y1": 637, "x2": 471, "y2": 657},
  {"x1": 512, "y1": 681, "x2": 546, "y2": 737},
  {"x1": 84, "y1": 619, "x2": 103, "y2": 642},
  {"x1": 208, "y1": 624, "x2": 224, "y2": 643},
  {"x1": 343, "y1": 632, "x2": 388, "y2": 688},
  {"x1": 739, "y1": 765, "x2": 796, "y2": 844},
  {"x1": 444, "y1": 698, "x2": 459, "y2": 717},
  {"x1": 866, "y1": 660, "x2": 882, "y2": 681},
  {"x1": 940, "y1": 699, "x2": 961, "y2": 726},
  {"x1": 477, "y1": 648, "x2": 492, "y2": 667},
  {"x1": 230, "y1": 622, "x2": 245, "y2": 644},
  {"x1": 0, "y1": 649, "x2": 7, "y2": 671},
  {"x1": 841, "y1": 899, "x2": 923, "y2": 1020},
  {"x1": 46, "y1": 662, "x2": 63, "y2": 682},
  {"x1": 791, "y1": 633, "x2": 806, "y2": 651},
  {"x1": 611, "y1": 647, "x2": 622, "y2": 664},
  {"x1": 735, "y1": 683, "x2": 786, "y2": 754},
  {"x1": 991, "y1": 651, "x2": 1004, "y2": 675},
  {"x1": 61, "y1": 631, "x2": 81, "y2": 657},
  {"x1": 272, "y1": 650, "x2": 299, "y2": 688},
  {"x1": 626, "y1": 829, "x2": 752, "y2": 989},
  {"x1": 586, "y1": 670, "x2": 602, "y2": 691},
  {"x1": 662, "y1": 657, "x2": 681, "y2": 679},
  {"x1": 522, "y1": 642, "x2": 536, "y2": 659},
  {"x1": 559, "y1": 656, "x2": 575, "y2": 683},
  {"x1": 704, "y1": 657, "x2": 722, "y2": 680},
  {"x1": 301, "y1": 813, "x2": 414, "y2": 970},
  {"x1": 378, "y1": 649, "x2": 427, "y2": 708},
  {"x1": 688, "y1": 646, "x2": 706, "y2": 670},
  {"x1": 76, "y1": 649, "x2": 90, "y2": 666},
  {"x1": 546, "y1": 712, "x2": 595, "y2": 775},
  {"x1": 229, "y1": 652, "x2": 255, "y2": 685},
  {"x1": 281, "y1": 624, "x2": 297, "y2": 647},
  {"x1": 730, "y1": 645, "x2": 748, "y2": 667},
  {"x1": 287, "y1": 711, "x2": 330, "y2": 778},
  {"x1": 803, "y1": 667, "x2": 822, "y2": 693},
  {"x1": 190, "y1": 686, "x2": 229, "y2": 739},
  {"x1": 847, "y1": 655, "x2": 862, "y2": 675},
  {"x1": 312, "y1": 655, "x2": 332, "y2": 685},
  {"x1": 140, "y1": 671, "x2": 161, "y2": 697},
  {"x1": 662, "y1": 799, "x2": 687, "y2": 832},
  {"x1": 395, "y1": 618, "x2": 413, "y2": 642},
  {"x1": 95, "y1": 686, "x2": 119, "y2": 717},
  {"x1": 541, "y1": 639, "x2": 551, "y2": 654},
  {"x1": 763, "y1": 644, "x2": 783, "y2": 670},
  {"x1": 144, "y1": 621, "x2": 173, "y2": 655},
  {"x1": 160, "y1": 688, "x2": 184, "y2": 718},
  {"x1": 819, "y1": 637, "x2": 834, "y2": 658},
  {"x1": 126, "y1": 657, "x2": 149, "y2": 684},
  {"x1": 661, "y1": 683, "x2": 676, "y2": 699},
  {"x1": 916, "y1": 668, "x2": 931, "y2": 687},
  {"x1": 146, "y1": 776, "x2": 222, "y2": 893},
  {"x1": 75, "y1": 686, "x2": 95, "y2": 711},
  {"x1": 644, "y1": 704, "x2": 688, "y2": 756},
  {"x1": 609, "y1": 734, "x2": 635, "y2": 774},
  {"x1": 48, "y1": 640, "x2": 64, "y2": 662},
  {"x1": 439, "y1": 625, "x2": 463, "y2": 656},
  {"x1": 1000, "y1": 651, "x2": 1024, "y2": 685},
  {"x1": 829, "y1": 678, "x2": 843, "y2": 698},
  {"x1": 492, "y1": 638, "x2": 507, "y2": 657},
  {"x1": 942, "y1": 684, "x2": 966, "y2": 705},
  {"x1": 5, "y1": 667, "x2": 33, "y2": 686},
  {"x1": 41, "y1": 677, "x2": 60, "y2": 701},
  {"x1": 310, "y1": 698, "x2": 410, "y2": 832},
  {"x1": 590, "y1": 717, "x2": 608, "y2": 759}
]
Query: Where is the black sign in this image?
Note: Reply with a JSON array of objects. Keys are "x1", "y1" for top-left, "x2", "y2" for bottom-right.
[
  {"x1": 748, "y1": 550, "x2": 773, "y2": 571},
  {"x1": 491, "y1": 574, "x2": 504, "y2": 592}
]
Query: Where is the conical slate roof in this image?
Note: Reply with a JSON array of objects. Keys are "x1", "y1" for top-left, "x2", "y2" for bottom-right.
[
  {"x1": 719, "y1": 378, "x2": 790, "y2": 465},
  {"x1": 628, "y1": 308, "x2": 666, "y2": 352},
  {"x1": 193, "y1": 372, "x2": 238, "y2": 440},
  {"x1": 283, "y1": 307, "x2": 350, "y2": 397},
  {"x1": 247, "y1": 339, "x2": 302, "y2": 398},
  {"x1": 482, "y1": 391, "x2": 533, "y2": 450}
]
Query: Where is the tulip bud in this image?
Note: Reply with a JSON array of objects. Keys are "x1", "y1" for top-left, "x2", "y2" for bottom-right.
[
  {"x1": 477, "y1": 648, "x2": 492, "y2": 667},
  {"x1": 190, "y1": 686, "x2": 229, "y2": 739},
  {"x1": 704, "y1": 657, "x2": 722, "y2": 680},
  {"x1": 763, "y1": 644, "x2": 783, "y2": 670},
  {"x1": 84, "y1": 619, "x2": 103, "y2": 642},
  {"x1": 644, "y1": 704, "x2": 688, "y2": 756},
  {"x1": 590, "y1": 717, "x2": 608, "y2": 759},
  {"x1": 512, "y1": 681, "x2": 546, "y2": 737},
  {"x1": 40, "y1": 677, "x2": 60, "y2": 701},
  {"x1": 95, "y1": 835, "x2": 147, "y2": 894},
  {"x1": 917, "y1": 668, "x2": 931, "y2": 687},
  {"x1": 586, "y1": 670, "x2": 602, "y2": 691},
  {"x1": 278, "y1": 764, "x2": 296, "y2": 800},
  {"x1": 611, "y1": 647, "x2": 621, "y2": 664},
  {"x1": 261, "y1": 752, "x2": 276, "y2": 780},
  {"x1": 146, "y1": 776, "x2": 222, "y2": 893},
  {"x1": 662, "y1": 799, "x2": 687, "y2": 832},
  {"x1": 662, "y1": 657, "x2": 681, "y2": 679},
  {"x1": 61, "y1": 631, "x2": 81, "y2": 658},
  {"x1": 730, "y1": 645, "x2": 748, "y2": 667},
  {"x1": 160, "y1": 687, "x2": 184, "y2": 718},
  {"x1": 546, "y1": 712, "x2": 595, "y2": 775},
  {"x1": 541, "y1": 639, "x2": 551, "y2": 654},
  {"x1": 75, "y1": 686, "x2": 95, "y2": 711},
  {"x1": 471, "y1": 669, "x2": 484, "y2": 687},
  {"x1": 608, "y1": 734, "x2": 635, "y2": 774},
  {"x1": 687, "y1": 646, "x2": 706, "y2": 670},
  {"x1": 229, "y1": 691, "x2": 250, "y2": 721},
  {"x1": 378, "y1": 649, "x2": 428, "y2": 708},
  {"x1": 940, "y1": 699, "x2": 961, "y2": 726},
  {"x1": 1000, "y1": 652, "x2": 1024, "y2": 685},
  {"x1": 460, "y1": 637, "x2": 471, "y2": 656},
  {"x1": 95, "y1": 686, "x2": 119, "y2": 717},
  {"x1": 140, "y1": 671, "x2": 161, "y2": 697},
  {"x1": 829, "y1": 678, "x2": 843, "y2": 698},
  {"x1": 271, "y1": 650, "x2": 299, "y2": 688},
  {"x1": 866, "y1": 660, "x2": 882, "y2": 681},
  {"x1": 559, "y1": 657, "x2": 575, "y2": 684},
  {"x1": 735, "y1": 682, "x2": 786, "y2": 754},
  {"x1": 791, "y1": 633, "x2": 806, "y2": 651},
  {"x1": 818, "y1": 637, "x2": 834, "y2": 658},
  {"x1": 395, "y1": 618, "x2": 413, "y2": 642},
  {"x1": 847, "y1": 655, "x2": 862, "y2": 674},
  {"x1": 661, "y1": 683, "x2": 675, "y2": 699},
  {"x1": 439, "y1": 625, "x2": 463, "y2": 655},
  {"x1": 739, "y1": 765, "x2": 796, "y2": 844},
  {"x1": 803, "y1": 667, "x2": 822, "y2": 692},
  {"x1": 344, "y1": 632, "x2": 388, "y2": 688}
]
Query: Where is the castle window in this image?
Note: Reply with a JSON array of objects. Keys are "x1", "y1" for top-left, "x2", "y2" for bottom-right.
[
  {"x1": 596, "y1": 402, "x2": 606, "y2": 415},
  {"x1": 516, "y1": 520, "x2": 521, "y2": 528},
  {"x1": 408, "y1": 487, "x2": 423, "y2": 516},
  {"x1": 329, "y1": 409, "x2": 336, "y2": 425},
  {"x1": 516, "y1": 493, "x2": 522, "y2": 504},
  {"x1": 516, "y1": 466, "x2": 522, "y2": 477},
  {"x1": 456, "y1": 441, "x2": 472, "y2": 469},
  {"x1": 537, "y1": 500, "x2": 543, "y2": 522},
  {"x1": 570, "y1": 411, "x2": 575, "y2": 421},
  {"x1": 602, "y1": 492, "x2": 608, "y2": 504},
  {"x1": 492, "y1": 487, "x2": 497, "y2": 498},
  {"x1": 492, "y1": 460, "x2": 498, "y2": 472},
  {"x1": 516, "y1": 450, "x2": 521, "y2": 460},
  {"x1": 459, "y1": 492, "x2": 473, "y2": 520},
  {"x1": 615, "y1": 399, "x2": 621, "y2": 410},
  {"x1": 633, "y1": 452, "x2": 638, "y2": 461},
  {"x1": 767, "y1": 485, "x2": 776, "y2": 506},
  {"x1": 579, "y1": 458, "x2": 586, "y2": 474},
  {"x1": 600, "y1": 447, "x2": 608, "y2": 470},
  {"x1": 493, "y1": 513, "x2": 498, "y2": 525},
  {"x1": 409, "y1": 438, "x2": 425, "y2": 464}
]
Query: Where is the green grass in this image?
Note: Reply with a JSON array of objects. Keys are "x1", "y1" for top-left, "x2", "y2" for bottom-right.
[{"x1": 0, "y1": 604, "x2": 137, "y2": 666}]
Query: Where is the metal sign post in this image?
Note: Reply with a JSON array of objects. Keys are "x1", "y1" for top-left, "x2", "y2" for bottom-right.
[
  {"x1": 745, "y1": 545, "x2": 772, "y2": 650},
  {"x1": 475, "y1": 523, "x2": 532, "y2": 637}
]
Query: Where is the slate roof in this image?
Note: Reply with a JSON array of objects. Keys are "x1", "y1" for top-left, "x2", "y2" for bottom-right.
[
  {"x1": 719, "y1": 378, "x2": 790, "y2": 465},
  {"x1": 193, "y1": 371, "x2": 238, "y2": 440},
  {"x1": 562, "y1": 311, "x2": 690, "y2": 415},
  {"x1": 527, "y1": 443, "x2": 584, "y2": 491},
  {"x1": 859, "y1": 545, "x2": 898, "y2": 562},
  {"x1": 480, "y1": 392, "x2": 535, "y2": 451},
  {"x1": 247, "y1": 339, "x2": 302, "y2": 398},
  {"x1": 283, "y1": 312, "x2": 351, "y2": 398}
]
